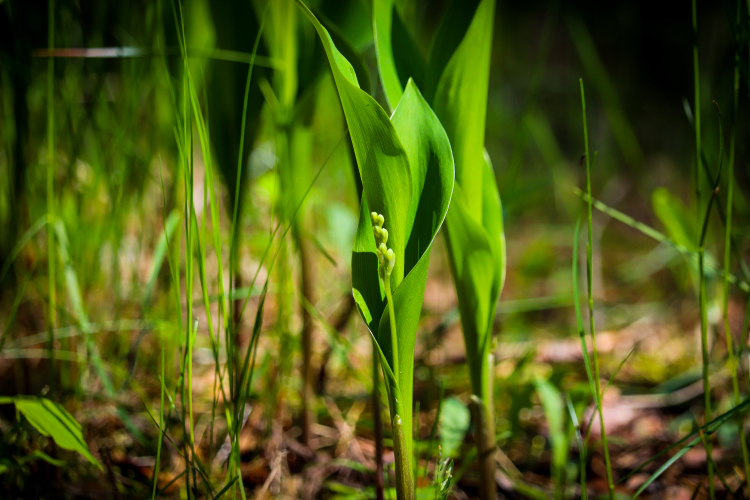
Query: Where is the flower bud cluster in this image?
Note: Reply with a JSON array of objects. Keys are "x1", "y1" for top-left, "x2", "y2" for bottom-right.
[{"x1": 371, "y1": 212, "x2": 395, "y2": 279}]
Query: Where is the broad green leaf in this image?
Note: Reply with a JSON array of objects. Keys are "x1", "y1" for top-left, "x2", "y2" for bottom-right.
[
  {"x1": 443, "y1": 183, "x2": 496, "y2": 394},
  {"x1": 373, "y1": 0, "x2": 403, "y2": 109},
  {"x1": 376, "y1": 80, "x2": 454, "y2": 460},
  {"x1": 431, "y1": 0, "x2": 503, "y2": 409},
  {"x1": 651, "y1": 187, "x2": 697, "y2": 251},
  {"x1": 433, "y1": 0, "x2": 495, "y2": 219},
  {"x1": 392, "y1": 81, "x2": 455, "y2": 274},
  {"x1": 297, "y1": 0, "x2": 413, "y2": 287},
  {"x1": 439, "y1": 397, "x2": 470, "y2": 458},
  {"x1": 373, "y1": 0, "x2": 426, "y2": 111},
  {"x1": 14, "y1": 397, "x2": 102, "y2": 470},
  {"x1": 424, "y1": 0, "x2": 482, "y2": 100},
  {"x1": 481, "y1": 154, "x2": 506, "y2": 310}
]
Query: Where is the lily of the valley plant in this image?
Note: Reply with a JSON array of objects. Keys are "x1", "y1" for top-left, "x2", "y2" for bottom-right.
[
  {"x1": 297, "y1": 2, "x2": 455, "y2": 498},
  {"x1": 372, "y1": 0, "x2": 505, "y2": 498}
]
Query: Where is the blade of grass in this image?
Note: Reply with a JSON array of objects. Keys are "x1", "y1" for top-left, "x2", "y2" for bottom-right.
[
  {"x1": 580, "y1": 78, "x2": 614, "y2": 500},
  {"x1": 566, "y1": 395, "x2": 587, "y2": 500},
  {"x1": 573, "y1": 189, "x2": 750, "y2": 293},
  {"x1": 696, "y1": 428, "x2": 742, "y2": 500},
  {"x1": 697, "y1": 101, "x2": 724, "y2": 500}
]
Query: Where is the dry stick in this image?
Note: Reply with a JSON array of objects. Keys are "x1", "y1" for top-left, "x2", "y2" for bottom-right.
[{"x1": 580, "y1": 79, "x2": 615, "y2": 500}]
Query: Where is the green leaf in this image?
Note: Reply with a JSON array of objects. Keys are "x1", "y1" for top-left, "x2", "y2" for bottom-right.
[
  {"x1": 439, "y1": 397, "x2": 470, "y2": 458},
  {"x1": 481, "y1": 154, "x2": 506, "y2": 296},
  {"x1": 373, "y1": 0, "x2": 426, "y2": 111},
  {"x1": 297, "y1": 0, "x2": 413, "y2": 287},
  {"x1": 375, "y1": 80, "x2": 454, "y2": 459},
  {"x1": 428, "y1": 0, "x2": 503, "y2": 414},
  {"x1": 373, "y1": 0, "x2": 401, "y2": 109},
  {"x1": 425, "y1": 0, "x2": 481, "y2": 100},
  {"x1": 18, "y1": 450, "x2": 67, "y2": 467},
  {"x1": 432, "y1": 0, "x2": 495, "y2": 219},
  {"x1": 443, "y1": 184, "x2": 496, "y2": 395},
  {"x1": 14, "y1": 397, "x2": 102, "y2": 470}
]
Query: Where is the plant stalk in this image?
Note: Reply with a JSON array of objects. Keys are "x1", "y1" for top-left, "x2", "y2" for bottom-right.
[
  {"x1": 580, "y1": 78, "x2": 615, "y2": 500},
  {"x1": 383, "y1": 277, "x2": 413, "y2": 499},
  {"x1": 393, "y1": 414, "x2": 415, "y2": 500},
  {"x1": 471, "y1": 353, "x2": 496, "y2": 500}
]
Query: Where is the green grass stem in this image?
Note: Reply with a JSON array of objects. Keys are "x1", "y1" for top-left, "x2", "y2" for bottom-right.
[
  {"x1": 697, "y1": 100, "x2": 724, "y2": 500},
  {"x1": 580, "y1": 78, "x2": 615, "y2": 500}
]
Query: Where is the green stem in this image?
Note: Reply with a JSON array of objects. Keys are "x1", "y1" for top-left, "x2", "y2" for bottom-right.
[
  {"x1": 393, "y1": 414, "x2": 415, "y2": 500},
  {"x1": 383, "y1": 277, "x2": 413, "y2": 500},
  {"x1": 384, "y1": 278, "x2": 399, "y2": 378},
  {"x1": 580, "y1": 78, "x2": 614, "y2": 500},
  {"x1": 472, "y1": 354, "x2": 496, "y2": 500}
]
